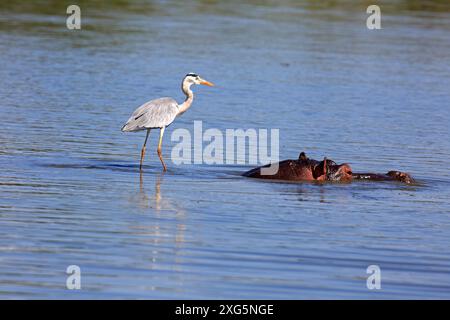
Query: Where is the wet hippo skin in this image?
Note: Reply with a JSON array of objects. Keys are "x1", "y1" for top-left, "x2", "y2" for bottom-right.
[{"x1": 243, "y1": 152, "x2": 415, "y2": 184}]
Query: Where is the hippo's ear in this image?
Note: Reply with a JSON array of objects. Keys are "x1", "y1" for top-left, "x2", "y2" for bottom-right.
[
  {"x1": 299, "y1": 152, "x2": 307, "y2": 162},
  {"x1": 316, "y1": 159, "x2": 327, "y2": 181},
  {"x1": 314, "y1": 157, "x2": 328, "y2": 181}
]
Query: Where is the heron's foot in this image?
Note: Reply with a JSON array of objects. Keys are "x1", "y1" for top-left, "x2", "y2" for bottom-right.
[{"x1": 157, "y1": 148, "x2": 167, "y2": 172}]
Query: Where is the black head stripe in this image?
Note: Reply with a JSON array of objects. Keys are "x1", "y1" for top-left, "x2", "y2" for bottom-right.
[{"x1": 186, "y1": 73, "x2": 199, "y2": 78}]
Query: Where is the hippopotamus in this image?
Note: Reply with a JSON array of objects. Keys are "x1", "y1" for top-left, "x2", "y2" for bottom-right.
[{"x1": 243, "y1": 152, "x2": 415, "y2": 184}]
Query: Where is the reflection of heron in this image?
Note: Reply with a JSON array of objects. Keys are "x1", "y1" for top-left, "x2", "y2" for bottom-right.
[
  {"x1": 136, "y1": 172, "x2": 186, "y2": 270},
  {"x1": 121, "y1": 73, "x2": 214, "y2": 171},
  {"x1": 138, "y1": 172, "x2": 181, "y2": 215},
  {"x1": 138, "y1": 171, "x2": 163, "y2": 210},
  {"x1": 138, "y1": 171, "x2": 150, "y2": 208},
  {"x1": 138, "y1": 172, "x2": 186, "y2": 242}
]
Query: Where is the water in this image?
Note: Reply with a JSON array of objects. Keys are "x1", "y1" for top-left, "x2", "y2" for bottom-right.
[{"x1": 1, "y1": 0, "x2": 450, "y2": 299}]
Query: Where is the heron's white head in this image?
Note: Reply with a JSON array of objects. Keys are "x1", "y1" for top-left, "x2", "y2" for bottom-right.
[{"x1": 183, "y1": 73, "x2": 214, "y2": 87}]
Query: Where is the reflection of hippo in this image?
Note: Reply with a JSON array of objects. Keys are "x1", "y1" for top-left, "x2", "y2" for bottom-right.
[{"x1": 243, "y1": 152, "x2": 415, "y2": 184}]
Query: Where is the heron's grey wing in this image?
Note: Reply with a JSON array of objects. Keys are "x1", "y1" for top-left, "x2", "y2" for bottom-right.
[{"x1": 121, "y1": 97, "x2": 179, "y2": 132}]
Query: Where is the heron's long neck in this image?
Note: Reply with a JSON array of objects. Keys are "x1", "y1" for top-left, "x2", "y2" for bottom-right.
[{"x1": 178, "y1": 82, "x2": 194, "y2": 115}]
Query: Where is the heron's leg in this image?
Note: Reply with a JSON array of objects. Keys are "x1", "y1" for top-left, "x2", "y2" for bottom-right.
[
  {"x1": 157, "y1": 127, "x2": 167, "y2": 172},
  {"x1": 140, "y1": 129, "x2": 151, "y2": 171}
]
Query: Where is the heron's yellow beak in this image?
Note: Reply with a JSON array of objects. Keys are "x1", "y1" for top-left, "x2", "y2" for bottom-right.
[{"x1": 200, "y1": 79, "x2": 214, "y2": 87}]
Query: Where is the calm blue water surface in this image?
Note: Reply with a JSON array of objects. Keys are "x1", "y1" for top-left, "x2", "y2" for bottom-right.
[{"x1": 0, "y1": 1, "x2": 450, "y2": 299}]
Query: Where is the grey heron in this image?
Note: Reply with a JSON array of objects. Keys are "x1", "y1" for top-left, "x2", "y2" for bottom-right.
[{"x1": 121, "y1": 73, "x2": 214, "y2": 171}]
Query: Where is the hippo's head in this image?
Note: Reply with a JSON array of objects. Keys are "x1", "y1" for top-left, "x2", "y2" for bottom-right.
[
  {"x1": 313, "y1": 158, "x2": 353, "y2": 182},
  {"x1": 387, "y1": 171, "x2": 415, "y2": 184},
  {"x1": 297, "y1": 152, "x2": 353, "y2": 182}
]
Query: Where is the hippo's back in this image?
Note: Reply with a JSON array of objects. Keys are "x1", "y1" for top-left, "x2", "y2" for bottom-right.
[{"x1": 243, "y1": 160, "x2": 315, "y2": 181}]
